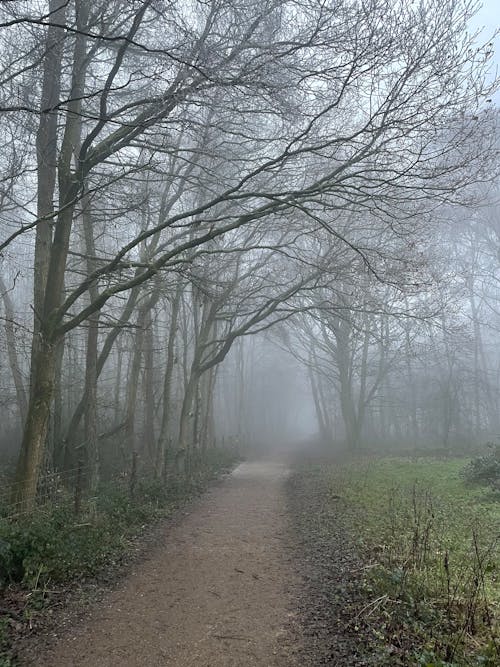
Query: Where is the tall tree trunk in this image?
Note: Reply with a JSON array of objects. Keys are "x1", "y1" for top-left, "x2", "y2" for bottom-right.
[
  {"x1": 335, "y1": 325, "x2": 361, "y2": 450},
  {"x1": 200, "y1": 366, "x2": 217, "y2": 452},
  {"x1": 51, "y1": 335, "x2": 65, "y2": 467},
  {"x1": 114, "y1": 342, "x2": 124, "y2": 425},
  {"x1": 31, "y1": 0, "x2": 67, "y2": 389},
  {"x1": 142, "y1": 311, "x2": 156, "y2": 463},
  {"x1": 402, "y1": 313, "x2": 418, "y2": 446},
  {"x1": 82, "y1": 193, "x2": 100, "y2": 492},
  {"x1": 177, "y1": 371, "x2": 198, "y2": 475},
  {"x1": 13, "y1": 0, "x2": 87, "y2": 510},
  {"x1": 157, "y1": 282, "x2": 182, "y2": 475},
  {"x1": 308, "y1": 361, "x2": 329, "y2": 443},
  {"x1": 124, "y1": 324, "x2": 146, "y2": 456},
  {"x1": 124, "y1": 290, "x2": 161, "y2": 454}
]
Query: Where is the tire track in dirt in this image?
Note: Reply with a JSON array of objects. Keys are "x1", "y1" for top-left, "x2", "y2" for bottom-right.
[{"x1": 31, "y1": 461, "x2": 301, "y2": 667}]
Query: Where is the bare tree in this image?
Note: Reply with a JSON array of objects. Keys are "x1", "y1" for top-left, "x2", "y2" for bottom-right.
[{"x1": 0, "y1": 0, "x2": 497, "y2": 507}]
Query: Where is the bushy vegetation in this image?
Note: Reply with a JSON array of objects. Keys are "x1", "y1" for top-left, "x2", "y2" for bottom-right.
[
  {"x1": 460, "y1": 445, "x2": 500, "y2": 493},
  {"x1": 0, "y1": 448, "x2": 238, "y2": 591},
  {"x1": 294, "y1": 458, "x2": 499, "y2": 666}
]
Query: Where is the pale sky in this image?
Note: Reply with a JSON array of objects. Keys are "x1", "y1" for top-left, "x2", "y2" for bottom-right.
[{"x1": 470, "y1": 0, "x2": 500, "y2": 101}]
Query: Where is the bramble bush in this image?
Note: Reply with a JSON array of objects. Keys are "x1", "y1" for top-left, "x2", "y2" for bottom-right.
[{"x1": 460, "y1": 443, "x2": 500, "y2": 493}]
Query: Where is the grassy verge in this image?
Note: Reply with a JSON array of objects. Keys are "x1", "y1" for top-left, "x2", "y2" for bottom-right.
[
  {"x1": 0, "y1": 447, "x2": 239, "y2": 665},
  {"x1": 292, "y1": 457, "x2": 499, "y2": 666}
]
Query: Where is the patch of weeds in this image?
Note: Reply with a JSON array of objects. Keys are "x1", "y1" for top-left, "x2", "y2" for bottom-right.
[
  {"x1": 1, "y1": 448, "x2": 238, "y2": 589},
  {"x1": 0, "y1": 501, "x2": 123, "y2": 588},
  {"x1": 414, "y1": 648, "x2": 456, "y2": 666}
]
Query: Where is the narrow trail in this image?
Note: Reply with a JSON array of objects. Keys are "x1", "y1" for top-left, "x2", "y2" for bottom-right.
[{"x1": 33, "y1": 461, "x2": 301, "y2": 667}]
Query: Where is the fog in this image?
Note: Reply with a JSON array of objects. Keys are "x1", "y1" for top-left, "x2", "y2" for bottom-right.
[
  {"x1": 216, "y1": 336, "x2": 317, "y2": 452},
  {"x1": 0, "y1": 0, "x2": 499, "y2": 510}
]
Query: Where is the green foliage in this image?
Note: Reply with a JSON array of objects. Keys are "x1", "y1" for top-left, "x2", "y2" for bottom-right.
[
  {"x1": 460, "y1": 444, "x2": 500, "y2": 492},
  {"x1": 0, "y1": 498, "x2": 138, "y2": 589},
  {"x1": 0, "y1": 448, "x2": 239, "y2": 590},
  {"x1": 0, "y1": 448, "x2": 239, "y2": 665},
  {"x1": 415, "y1": 649, "x2": 455, "y2": 666}
]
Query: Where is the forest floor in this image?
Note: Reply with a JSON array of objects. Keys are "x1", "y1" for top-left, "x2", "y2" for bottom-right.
[
  {"x1": 11, "y1": 454, "x2": 497, "y2": 666},
  {"x1": 17, "y1": 461, "x2": 306, "y2": 666}
]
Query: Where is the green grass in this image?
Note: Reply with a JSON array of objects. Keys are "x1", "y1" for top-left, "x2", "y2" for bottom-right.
[{"x1": 312, "y1": 457, "x2": 499, "y2": 666}]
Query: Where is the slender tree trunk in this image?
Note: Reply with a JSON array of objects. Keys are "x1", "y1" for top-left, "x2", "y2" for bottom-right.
[
  {"x1": 177, "y1": 371, "x2": 199, "y2": 475},
  {"x1": 51, "y1": 335, "x2": 65, "y2": 467},
  {"x1": 114, "y1": 342, "x2": 123, "y2": 424},
  {"x1": 0, "y1": 276, "x2": 27, "y2": 422},
  {"x1": 142, "y1": 311, "x2": 156, "y2": 463},
  {"x1": 156, "y1": 282, "x2": 182, "y2": 475},
  {"x1": 335, "y1": 327, "x2": 360, "y2": 450},
  {"x1": 402, "y1": 315, "x2": 419, "y2": 446},
  {"x1": 200, "y1": 366, "x2": 217, "y2": 452},
  {"x1": 82, "y1": 193, "x2": 100, "y2": 492},
  {"x1": 124, "y1": 324, "x2": 146, "y2": 455},
  {"x1": 124, "y1": 289, "x2": 161, "y2": 454},
  {"x1": 235, "y1": 338, "x2": 247, "y2": 443},
  {"x1": 308, "y1": 362, "x2": 329, "y2": 443}
]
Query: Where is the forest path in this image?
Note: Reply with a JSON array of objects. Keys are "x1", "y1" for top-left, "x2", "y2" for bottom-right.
[{"x1": 33, "y1": 461, "x2": 301, "y2": 667}]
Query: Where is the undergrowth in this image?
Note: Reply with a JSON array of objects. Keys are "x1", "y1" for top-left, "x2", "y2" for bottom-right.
[
  {"x1": 460, "y1": 444, "x2": 500, "y2": 494},
  {"x1": 299, "y1": 458, "x2": 499, "y2": 666}
]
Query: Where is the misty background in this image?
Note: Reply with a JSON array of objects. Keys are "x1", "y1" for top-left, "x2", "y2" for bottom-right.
[{"x1": 0, "y1": 0, "x2": 499, "y2": 510}]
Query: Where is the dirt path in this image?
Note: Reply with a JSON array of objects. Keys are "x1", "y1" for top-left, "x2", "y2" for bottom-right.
[{"x1": 31, "y1": 461, "x2": 301, "y2": 667}]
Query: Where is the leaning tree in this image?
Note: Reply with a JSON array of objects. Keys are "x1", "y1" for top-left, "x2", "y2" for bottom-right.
[{"x1": 0, "y1": 0, "x2": 497, "y2": 508}]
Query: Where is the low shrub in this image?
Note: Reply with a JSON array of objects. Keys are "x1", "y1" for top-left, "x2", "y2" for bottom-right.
[
  {"x1": 0, "y1": 498, "x2": 139, "y2": 589},
  {"x1": 460, "y1": 443, "x2": 500, "y2": 492},
  {"x1": 0, "y1": 447, "x2": 239, "y2": 590}
]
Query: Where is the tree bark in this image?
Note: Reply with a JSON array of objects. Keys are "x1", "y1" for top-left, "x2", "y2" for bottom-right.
[
  {"x1": 11, "y1": 340, "x2": 57, "y2": 509},
  {"x1": 31, "y1": 0, "x2": 67, "y2": 388},
  {"x1": 12, "y1": 0, "x2": 87, "y2": 510},
  {"x1": 156, "y1": 282, "x2": 182, "y2": 476},
  {"x1": 0, "y1": 276, "x2": 28, "y2": 423},
  {"x1": 142, "y1": 311, "x2": 156, "y2": 463},
  {"x1": 82, "y1": 193, "x2": 100, "y2": 492}
]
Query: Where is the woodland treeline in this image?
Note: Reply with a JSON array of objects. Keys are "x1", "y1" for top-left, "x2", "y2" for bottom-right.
[{"x1": 0, "y1": 0, "x2": 499, "y2": 510}]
